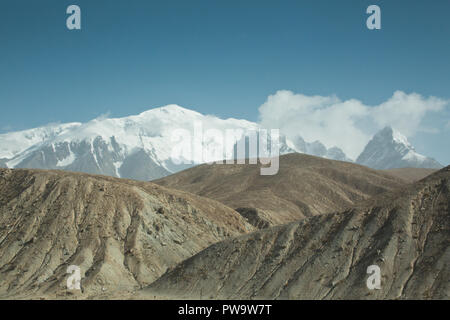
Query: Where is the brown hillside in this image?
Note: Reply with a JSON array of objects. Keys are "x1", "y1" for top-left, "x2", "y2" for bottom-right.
[
  {"x1": 384, "y1": 168, "x2": 437, "y2": 183},
  {"x1": 0, "y1": 168, "x2": 254, "y2": 299},
  {"x1": 147, "y1": 166, "x2": 450, "y2": 299},
  {"x1": 153, "y1": 153, "x2": 406, "y2": 227}
]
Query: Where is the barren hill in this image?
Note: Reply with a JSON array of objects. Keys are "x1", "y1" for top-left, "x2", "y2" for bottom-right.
[
  {"x1": 153, "y1": 153, "x2": 406, "y2": 227},
  {"x1": 384, "y1": 168, "x2": 437, "y2": 183},
  {"x1": 0, "y1": 168, "x2": 254, "y2": 299},
  {"x1": 147, "y1": 166, "x2": 450, "y2": 299}
]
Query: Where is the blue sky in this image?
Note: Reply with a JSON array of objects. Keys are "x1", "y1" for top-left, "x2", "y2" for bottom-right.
[{"x1": 0, "y1": 0, "x2": 449, "y2": 163}]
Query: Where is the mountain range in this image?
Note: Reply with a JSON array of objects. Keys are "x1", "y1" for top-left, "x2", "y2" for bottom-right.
[
  {"x1": 147, "y1": 165, "x2": 450, "y2": 299},
  {"x1": 154, "y1": 153, "x2": 406, "y2": 227},
  {"x1": 1, "y1": 161, "x2": 447, "y2": 299},
  {"x1": 0, "y1": 105, "x2": 443, "y2": 180},
  {"x1": 0, "y1": 167, "x2": 254, "y2": 298},
  {"x1": 356, "y1": 126, "x2": 442, "y2": 169}
]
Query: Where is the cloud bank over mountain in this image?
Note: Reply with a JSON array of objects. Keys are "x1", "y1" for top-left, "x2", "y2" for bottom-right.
[
  {"x1": 258, "y1": 90, "x2": 448, "y2": 159},
  {"x1": 0, "y1": 91, "x2": 446, "y2": 180}
]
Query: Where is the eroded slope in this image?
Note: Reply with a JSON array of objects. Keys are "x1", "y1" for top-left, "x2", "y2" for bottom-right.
[
  {"x1": 0, "y1": 168, "x2": 254, "y2": 298},
  {"x1": 148, "y1": 166, "x2": 450, "y2": 299},
  {"x1": 154, "y1": 153, "x2": 406, "y2": 227}
]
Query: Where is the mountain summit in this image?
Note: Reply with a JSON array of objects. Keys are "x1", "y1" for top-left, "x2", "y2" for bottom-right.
[
  {"x1": 356, "y1": 126, "x2": 442, "y2": 170},
  {"x1": 0, "y1": 108, "x2": 443, "y2": 179},
  {"x1": 0, "y1": 105, "x2": 257, "y2": 180}
]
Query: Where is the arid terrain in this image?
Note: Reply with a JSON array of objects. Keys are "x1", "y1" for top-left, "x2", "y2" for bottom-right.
[
  {"x1": 154, "y1": 153, "x2": 406, "y2": 227},
  {"x1": 0, "y1": 168, "x2": 253, "y2": 299},
  {"x1": 383, "y1": 168, "x2": 438, "y2": 183},
  {"x1": 0, "y1": 159, "x2": 447, "y2": 300},
  {"x1": 147, "y1": 166, "x2": 450, "y2": 299}
]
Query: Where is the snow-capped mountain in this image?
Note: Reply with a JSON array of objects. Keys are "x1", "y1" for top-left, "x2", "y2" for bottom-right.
[
  {"x1": 1, "y1": 107, "x2": 441, "y2": 180},
  {"x1": 0, "y1": 105, "x2": 355, "y2": 181},
  {"x1": 288, "y1": 136, "x2": 352, "y2": 162},
  {"x1": 0, "y1": 122, "x2": 81, "y2": 160},
  {"x1": 356, "y1": 126, "x2": 443, "y2": 170},
  {"x1": 0, "y1": 105, "x2": 258, "y2": 180}
]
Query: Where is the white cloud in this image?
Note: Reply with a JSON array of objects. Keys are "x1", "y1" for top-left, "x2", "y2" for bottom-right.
[
  {"x1": 258, "y1": 90, "x2": 448, "y2": 159},
  {"x1": 370, "y1": 91, "x2": 446, "y2": 136}
]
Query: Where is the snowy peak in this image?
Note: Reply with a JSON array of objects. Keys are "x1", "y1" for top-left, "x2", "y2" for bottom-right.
[
  {"x1": 1, "y1": 108, "x2": 443, "y2": 180},
  {"x1": 372, "y1": 126, "x2": 411, "y2": 149},
  {"x1": 356, "y1": 126, "x2": 442, "y2": 170},
  {"x1": 0, "y1": 105, "x2": 259, "y2": 180},
  {"x1": 0, "y1": 122, "x2": 81, "y2": 160},
  {"x1": 282, "y1": 136, "x2": 352, "y2": 162},
  {"x1": 136, "y1": 104, "x2": 203, "y2": 119}
]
